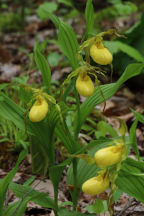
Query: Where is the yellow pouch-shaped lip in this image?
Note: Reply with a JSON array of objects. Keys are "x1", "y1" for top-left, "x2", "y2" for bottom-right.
[
  {"x1": 29, "y1": 96, "x2": 48, "y2": 122},
  {"x1": 82, "y1": 174, "x2": 109, "y2": 195},
  {"x1": 76, "y1": 73, "x2": 94, "y2": 97},
  {"x1": 94, "y1": 145, "x2": 122, "y2": 168},
  {"x1": 90, "y1": 43, "x2": 113, "y2": 65}
]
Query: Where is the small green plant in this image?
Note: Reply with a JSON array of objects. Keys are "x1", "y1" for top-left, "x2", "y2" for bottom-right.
[
  {"x1": 0, "y1": 0, "x2": 144, "y2": 216},
  {"x1": 94, "y1": 0, "x2": 137, "y2": 31},
  {"x1": 0, "y1": 13, "x2": 23, "y2": 32},
  {"x1": 0, "y1": 117, "x2": 28, "y2": 150}
]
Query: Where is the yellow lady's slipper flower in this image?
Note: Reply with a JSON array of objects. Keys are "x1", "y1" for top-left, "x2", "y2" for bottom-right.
[
  {"x1": 76, "y1": 72, "x2": 94, "y2": 97},
  {"x1": 90, "y1": 43, "x2": 113, "y2": 65},
  {"x1": 94, "y1": 145, "x2": 122, "y2": 168},
  {"x1": 29, "y1": 96, "x2": 48, "y2": 122},
  {"x1": 82, "y1": 174, "x2": 109, "y2": 195}
]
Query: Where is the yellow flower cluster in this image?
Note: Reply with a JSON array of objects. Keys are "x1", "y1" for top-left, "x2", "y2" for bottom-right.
[
  {"x1": 75, "y1": 37, "x2": 113, "y2": 98},
  {"x1": 82, "y1": 144, "x2": 123, "y2": 195}
]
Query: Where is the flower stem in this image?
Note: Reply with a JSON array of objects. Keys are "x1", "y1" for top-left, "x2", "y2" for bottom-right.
[
  {"x1": 54, "y1": 190, "x2": 58, "y2": 216},
  {"x1": 72, "y1": 158, "x2": 78, "y2": 211},
  {"x1": 71, "y1": 85, "x2": 80, "y2": 211},
  {"x1": 74, "y1": 87, "x2": 81, "y2": 141}
]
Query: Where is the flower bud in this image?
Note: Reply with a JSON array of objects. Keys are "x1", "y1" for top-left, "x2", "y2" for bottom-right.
[
  {"x1": 94, "y1": 145, "x2": 122, "y2": 168},
  {"x1": 29, "y1": 96, "x2": 48, "y2": 122},
  {"x1": 76, "y1": 73, "x2": 94, "y2": 97},
  {"x1": 90, "y1": 43, "x2": 113, "y2": 65},
  {"x1": 82, "y1": 174, "x2": 109, "y2": 195}
]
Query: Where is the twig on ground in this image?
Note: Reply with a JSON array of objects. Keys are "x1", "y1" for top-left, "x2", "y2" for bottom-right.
[{"x1": 117, "y1": 198, "x2": 135, "y2": 216}]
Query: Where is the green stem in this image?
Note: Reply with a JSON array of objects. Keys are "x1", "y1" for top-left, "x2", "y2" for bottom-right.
[
  {"x1": 110, "y1": 63, "x2": 113, "y2": 83},
  {"x1": 74, "y1": 87, "x2": 81, "y2": 141},
  {"x1": 107, "y1": 187, "x2": 115, "y2": 216},
  {"x1": 84, "y1": 47, "x2": 90, "y2": 64},
  {"x1": 108, "y1": 162, "x2": 122, "y2": 215},
  {"x1": 54, "y1": 210, "x2": 58, "y2": 216},
  {"x1": 72, "y1": 83, "x2": 80, "y2": 211},
  {"x1": 54, "y1": 189, "x2": 58, "y2": 216},
  {"x1": 72, "y1": 158, "x2": 78, "y2": 211},
  {"x1": 48, "y1": 128, "x2": 55, "y2": 167}
]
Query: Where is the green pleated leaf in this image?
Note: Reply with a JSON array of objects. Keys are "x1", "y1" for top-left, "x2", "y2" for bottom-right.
[
  {"x1": 105, "y1": 41, "x2": 144, "y2": 62},
  {"x1": 58, "y1": 22, "x2": 79, "y2": 69},
  {"x1": 55, "y1": 124, "x2": 73, "y2": 153},
  {"x1": 47, "y1": 13, "x2": 60, "y2": 28},
  {"x1": 24, "y1": 176, "x2": 36, "y2": 186},
  {"x1": 0, "y1": 93, "x2": 25, "y2": 131},
  {"x1": 34, "y1": 48, "x2": 51, "y2": 93},
  {"x1": 55, "y1": 101, "x2": 81, "y2": 153},
  {"x1": 123, "y1": 157, "x2": 144, "y2": 172},
  {"x1": 37, "y1": 2, "x2": 58, "y2": 20},
  {"x1": 4, "y1": 197, "x2": 30, "y2": 216},
  {"x1": 9, "y1": 181, "x2": 55, "y2": 209},
  {"x1": 62, "y1": 78, "x2": 75, "y2": 102},
  {"x1": 74, "y1": 63, "x2": 144, "y2": 135},
  {"x1": 58, "y1": 0, "x2": 73, "y2": 7},
  {"x1": 58, "y1": 208, "x2": 96, "y2": 216},
  {"x1": 131, "y1": 109, "x2": 144, "y2": 124},
  {"x1": 56, "y1": 120, "x2": 81, "y2": 154},
  {"x1": 116, "y1": 158, "x2": 144, "y2": 203},
  {"x1": 0, "y1": 150, "x2": 27, "y2": 215},
  {"x1": 37, "y1": 6, "x2": 60, "y2": 28},
  {"x1": 83, "y1": 0, "x2": 94, "y2": 40},
  {"x1": 97, "y1": 121, "x2": 118, "y2": 137}
]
